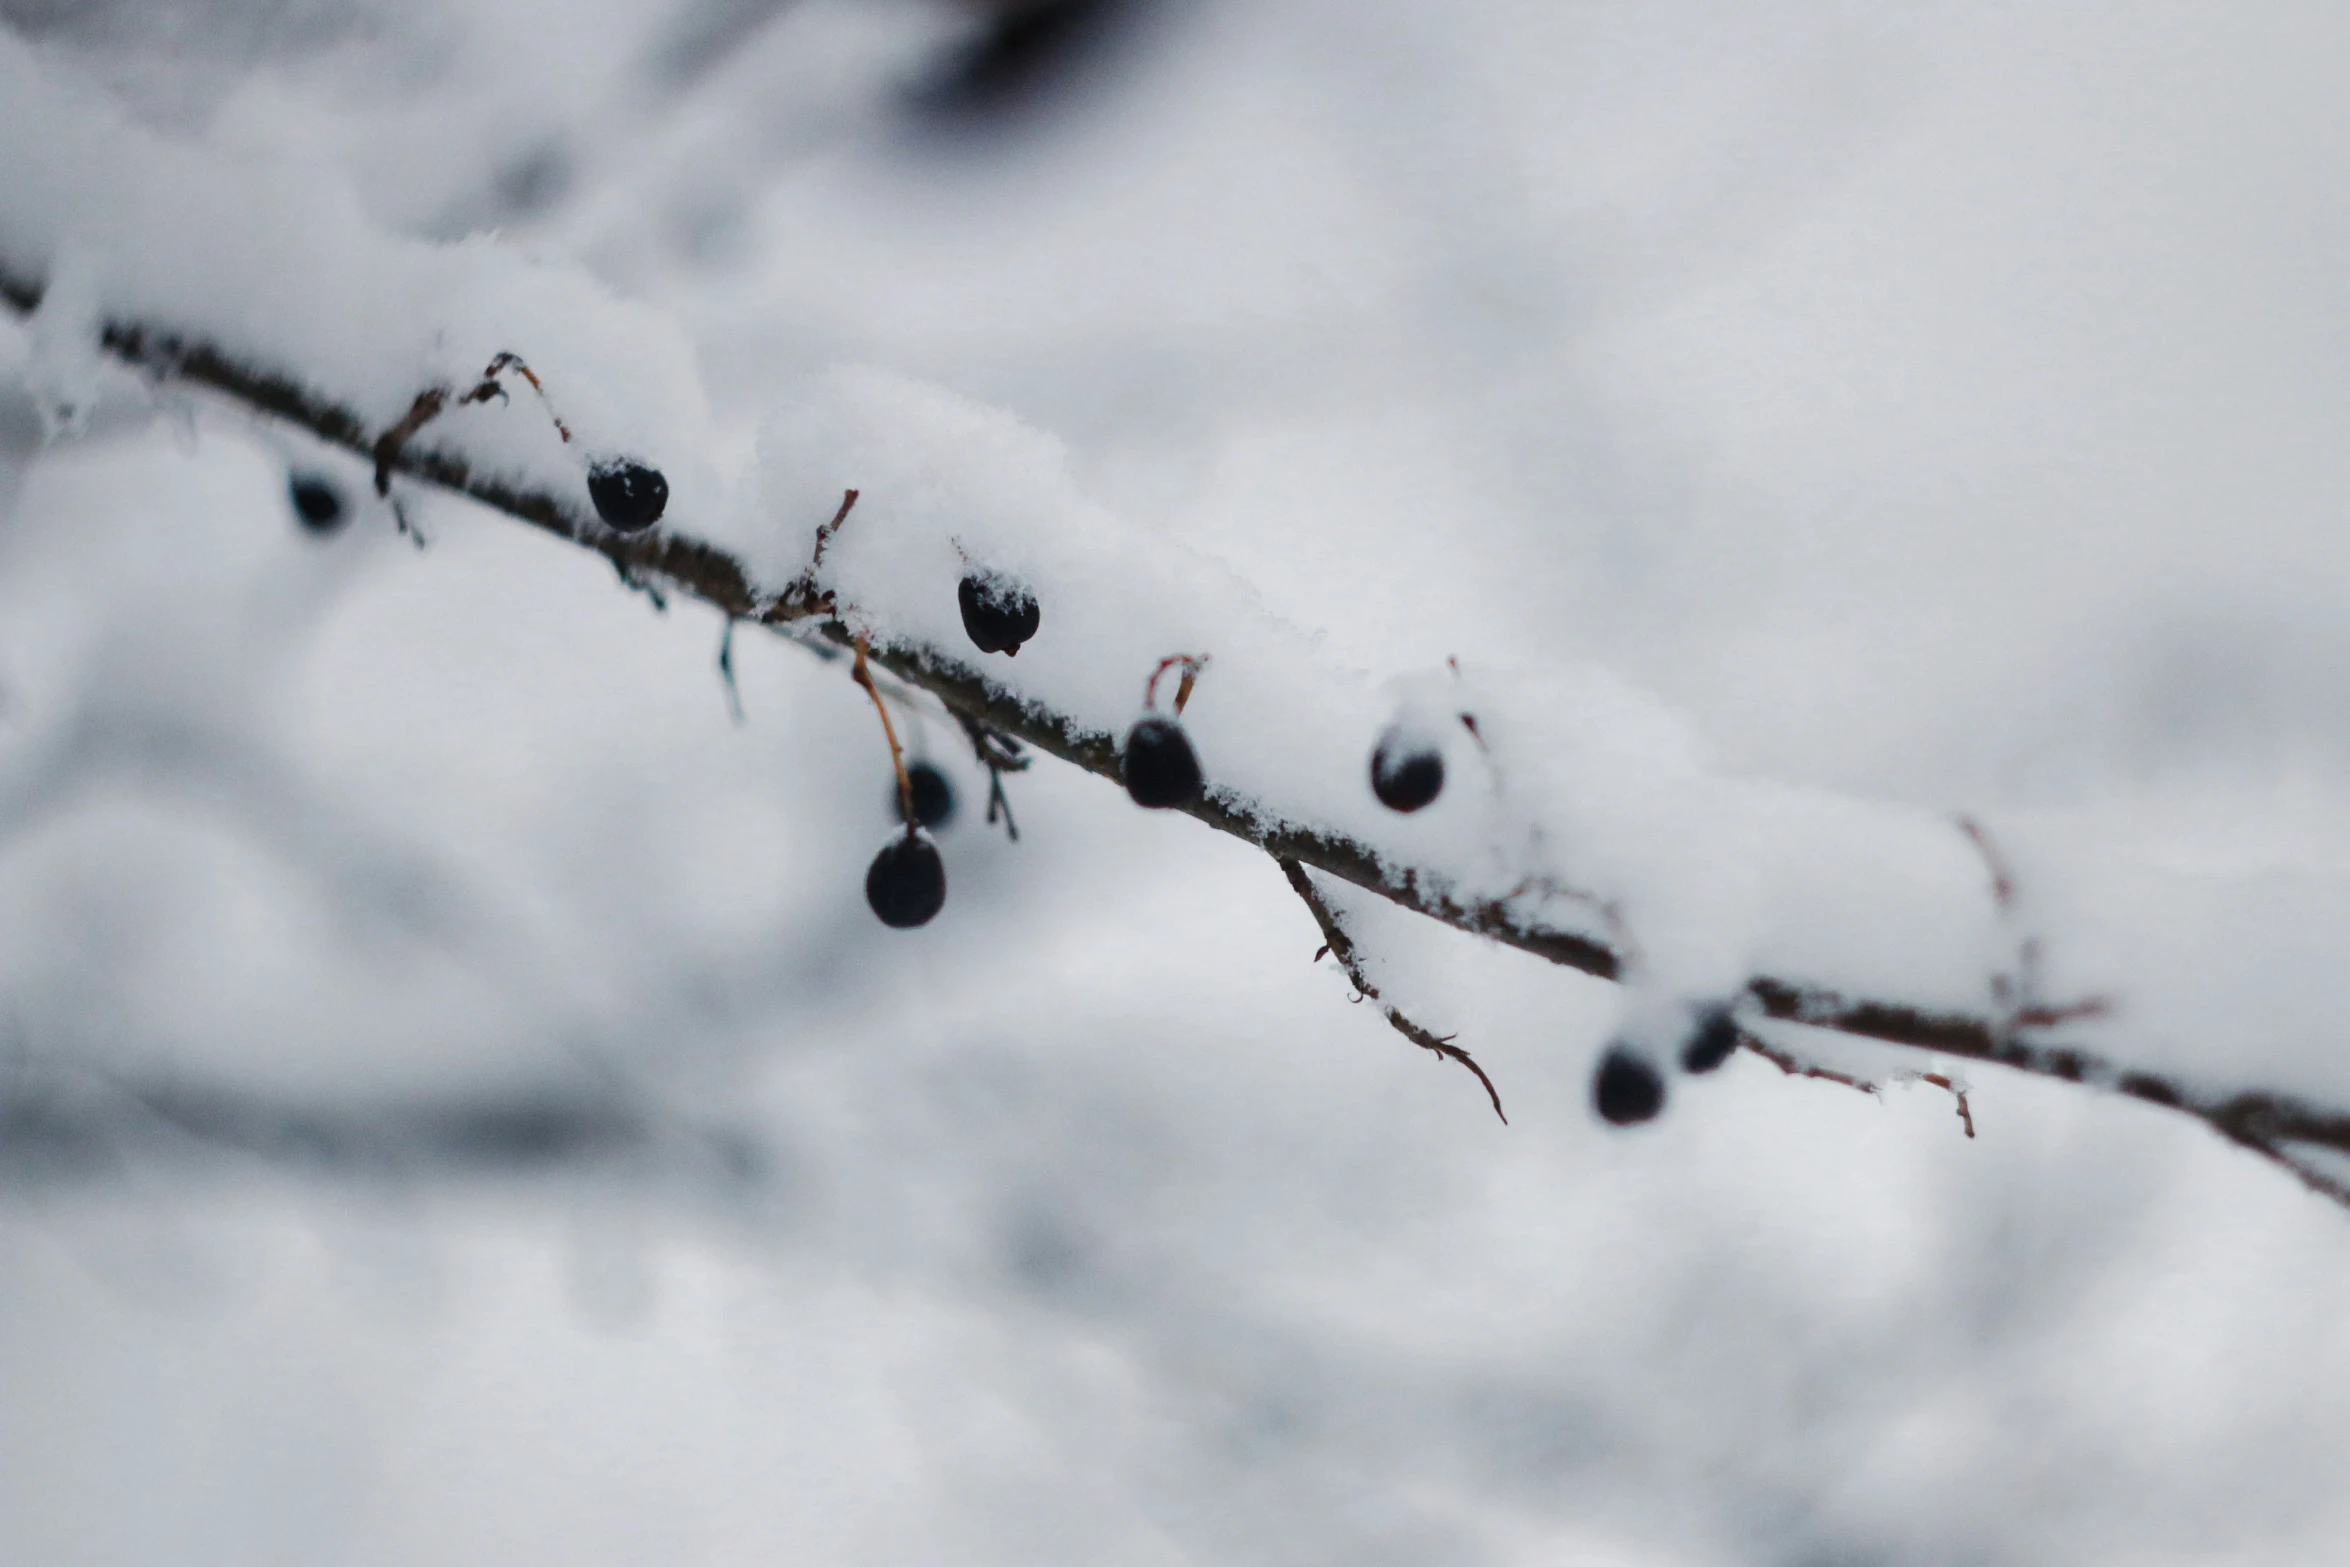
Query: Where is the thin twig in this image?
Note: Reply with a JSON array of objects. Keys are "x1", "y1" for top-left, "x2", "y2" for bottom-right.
[
  {"x1": 612, "y1": 557, "x2": 668, "y2": 611},
  {"x1": 852, "y1": 637, "x2": 914, "y2": 829},
  {"x1": 1954, "y1": 811, "x2": 2111, "y2": 1061},
  {"x1": 1920, "y1": 1072, "x2": 1977, "y2": 1138},
  {"x1": 809, "y1": 488, "x2": 858, "y2": 570},
  {"x1": 717, "y1": 618, "x2": 744, "y2": 726},
  {"x1": 952, "y1": 707, "x2": 1028, "y2": 841},
  {"x1": 1279, "y1": 857, "x2": 1506, "y2": 1124},
  {"x1": 373, "y1": 386, "x2": 449, "y2": 495},
  {"x1": 468, "y1": 352, "x2": 572, "y2": 443},
  {"x1": 1955, "y1": 813, "x2": 2016, "y2": 912},
  {"x1": 372, "y1": 352, "x2": 570, "y2": 497},
  {"x1": 1737, "y1": 1036, "x2": 1882, "y2": 1099},
  {"x1": 1740, "y1": 1038, "x2": 1979, "y2": 1141}
]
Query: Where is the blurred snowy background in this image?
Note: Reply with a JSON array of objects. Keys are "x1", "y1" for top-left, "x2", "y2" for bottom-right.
[{"x1": 4, "y1": 1, "x2": 2350, "y2": 1562}]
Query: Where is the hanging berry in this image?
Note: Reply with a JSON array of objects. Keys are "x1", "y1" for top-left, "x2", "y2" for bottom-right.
[
  {"x1": 865, "y1": 831, "x2": 947, "y2": 928},
  {"x1": 1680, "y1": 1005, "x2": 1740, "y2": 1074},
  {"x1": 1122, "y1": 654, "x2": 1208, "y2": 809},
  {"x1": 851, "y1": 637, "x2": 949, "y2": 928},
  {"x1": 1369, "y1": 724, "x2": 1444, "y2": 813},
  {"x1": 287, "y1": 471, "x2": 346, "y2": 535},
  {"x1": 1592, "y1": 1044, "x2": 1666, "y2": 1125},
  {"x1": 1123, "y1": 717, "x2": 1201, "y2": 808},
  {"x1": 958, "y1": 571, "x2": 1041, "y2": 656},
  {"x1": 903, "y1": 761, "x2": 956, "y2": 830},
  {"x1": 588, "y1": 458, "x2": 668, "y2": 533}
]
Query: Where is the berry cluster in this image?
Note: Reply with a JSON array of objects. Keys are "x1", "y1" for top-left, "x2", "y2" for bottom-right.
[
  {"x1": 858, "y1": 562, "x2": 1046, "y2": 931},
  {"x1": 1588, "y1": 1005, "x2": 1744, "y2": 1127},
  {"x1": 1356, "y1": 702, "x2": 1749, "y2": 1128},
  {"x1": 821, "y1": 550, "x2": 1752, "y2": 1139}
]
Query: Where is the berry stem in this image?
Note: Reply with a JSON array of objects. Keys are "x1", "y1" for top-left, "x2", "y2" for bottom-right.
[
  {"x1": 809, "y1": 489, "x2": 859, "y2": 570},
  {"x1": 464, "y1": 352, "x2": 572, "y2": 444},
  {"x1": 372, "y1": 351, "x2": 573, "y2": 497},
  {"x1": 853, "y1": 635, "x2": 917, "y2": 831},
  {"x1": 1145, "y1": 653, "x2": 1209, "y2": 714}
]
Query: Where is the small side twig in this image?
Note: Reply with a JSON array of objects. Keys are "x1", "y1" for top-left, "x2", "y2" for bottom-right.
[
  {"x1": 1920, "y1": 1073, "x2": 1977, "y2": 1138},
  {"x1": 1739, "y1": 1038, "x2": 1978, "y2": 1140},
  {"x1": 809, "y1": 488, "x2": 858, "y2": 570},
  {"x1": 717, "y1": 618, "x2": 744, "y2": 726},
  {"x1": 612, "y1": 557, "x2": 668, "y2": 611},
  {"x1": 389, "y1": 494, "x2": 429, "y2": 549},
  {"x1": 953, "y1": 708, "x2": 1029, "y2": 842},
  {"x1": 469, "y1": 352, "x2": 572, "y2": 444},
  {"x1": 1956, "y1": 813, "x2": 2016, "y2": 912},
  {"x1": 1279, "y1": 857, "x2": 1506, "y2": 1124},
  {"x1": 1738, "y1": 1036, "x2": 1882, "y2": 1099},
  {"x1": 372, "y1": 352, "x2": 571, "y2": 497},
  {"x1": 769, "y1": 489, "x2": 859, "y2": 619},
  {"x1": 1956, "y1": 812, "x2": 2112, "y2": 1045},
  {"x1": 374, "y1": 387, "x2": 449, "y2": 496}
]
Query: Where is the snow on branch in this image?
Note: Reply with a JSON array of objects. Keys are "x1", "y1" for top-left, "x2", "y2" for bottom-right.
[
  {"x1": 5, "y1": 39, "x2": 2350, "y2": 1210},
  {"x1": 0, "y1": 1052, "x2": 768, "y2": 1195}
]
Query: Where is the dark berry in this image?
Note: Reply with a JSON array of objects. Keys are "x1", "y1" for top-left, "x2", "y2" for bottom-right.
[
  {"x1": 1122, "y1": 715, "x2": 1201, "y2": 808},
  {"x1": 588, "y1": 458, "x2": 669, "y2": 533},
  {"x1": 288, "y1": 471, "x2": 345, "y2": 534},
  {"x1": 911, "y1": 0, "x2": 1129, "y2": 126},
  {"x1": 903, "y1": 761, "x2": 955, "y2": 830},
  {"x1": 865, "y1": 831, "x2": 946, "y2": 928},
  {"x1": 1370, "y1": 726, "x2": 1444, "y2": 813},
  {"x1": 1592, "y1": 1045, "x2": 1666, "y2": 1126},
  {"x1": 1681, "y1": 1005, "x2": 1740, "y2": 1074},
  {"x1": 958, "y1": 572, "x2": 1041, "y2": 656}
]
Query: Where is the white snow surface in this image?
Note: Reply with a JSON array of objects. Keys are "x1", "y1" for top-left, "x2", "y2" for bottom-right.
[
  {"x1": 4, "y1": 23, "x2": 2039, "y2": 1040},
  {"x1": 6, "y1": 3, "x2": 2350, "y2": 1564},
  {"x1": 0, "y1": 32, "x2": 725, "y2": 525}
]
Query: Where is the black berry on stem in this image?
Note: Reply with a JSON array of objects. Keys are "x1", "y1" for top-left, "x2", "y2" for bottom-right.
[
  {"x1": 1370, "y1": 725, "x2": 1444, "y2": 813},
  {"x1": 1681, "y1": 1005, "x2": 1740, "y2": 1074},
  {"x1": 851, "y1": 635, "x2": 949, "y2": 926},
  {"x1": 588, "y1": 458, "x2": 668, "y2": 533},
  {"x1": 1592, "y1": 1045, "x2": 1666, "y2": 1125},
  {"x1": 903, "y1": 761, "x2": 955, "y2": 830},
  {"x1": 1122, "y1": 715, "x2": 1201, "y2": 808},
  {"x1": 958, "y1": 572, "x2": 1041, "y2": 656},
  {"x1": 287, "y1": 471, "x2": 345, "y2": 534},
  {"x1": 865, "y1": 831, "x2": 946, "y2": 928}
]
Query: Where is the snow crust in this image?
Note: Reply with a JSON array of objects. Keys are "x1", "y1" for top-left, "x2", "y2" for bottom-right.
[
  {"x1": 0, "y1": 33, "x2": 723, "y2": 529},
  {"x1": 743, "y1": 364, "x2": 2011, "y2": 1034},
  {"x1": 8, "y1": 6, "x2": 2350, "y2": 1566},
  {"x1": 13, "y1": 18, "x2": 2350, "y2": 1105}
]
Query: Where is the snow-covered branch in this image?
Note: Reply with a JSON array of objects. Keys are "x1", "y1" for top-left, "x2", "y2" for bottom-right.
[
  {"x1": 10, "y1": 261, "x2": 2349, "y2": 1211},
  {"x1": 5, "y1": 25, "x2": 2350, "y2": 1212},
  {"x1": 0, "y1": 1051, "x2": 766, "y2": 1195}
]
